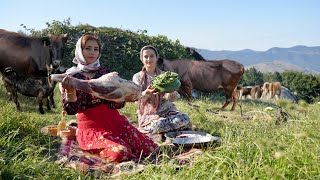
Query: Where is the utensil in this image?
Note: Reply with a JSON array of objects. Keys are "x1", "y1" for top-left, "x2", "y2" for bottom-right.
[{"x1": 165, "y1": 131, "x2": 220, "y2": 148}]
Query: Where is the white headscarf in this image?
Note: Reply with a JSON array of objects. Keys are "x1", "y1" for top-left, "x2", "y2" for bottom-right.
[{"x1": 66, "y1": 36, "x2": 101, "y2": 75}]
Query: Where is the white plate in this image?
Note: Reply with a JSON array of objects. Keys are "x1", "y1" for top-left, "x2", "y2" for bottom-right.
[{"x1": 164, "y1": 131, "x2": 220, "y2": 147}]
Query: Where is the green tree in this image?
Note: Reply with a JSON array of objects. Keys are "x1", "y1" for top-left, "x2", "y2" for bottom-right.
[
  {"x1": 263, "y1": 72, "x2": 282, "y2": 82},
  {"x1": 239, "y1": 67, "x2": 264, "y2": 86},
  {"x1": 282, "y1": 71, "x2": 320, "y2": 103}
]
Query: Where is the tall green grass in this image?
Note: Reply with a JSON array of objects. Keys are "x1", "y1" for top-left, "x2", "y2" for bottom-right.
[{"x1": 0, "y1": 82, "x2": 319, "y2": 179}]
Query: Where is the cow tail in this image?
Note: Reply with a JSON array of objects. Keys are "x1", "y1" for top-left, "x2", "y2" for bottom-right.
[
  {"x1": 240, "y1": 66, "x2": 245, "y2": 77},
  {"x1": 238, "y1": 66, "x2": 245, "y2": 115}
]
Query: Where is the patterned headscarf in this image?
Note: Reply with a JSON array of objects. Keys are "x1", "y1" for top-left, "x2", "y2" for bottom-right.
[
  {"x1": 66, "y1": 36, "x2": 101, "y2": 75},
  {"x1": 139, "y1": 45, "x2": 159, "y2": 62}
]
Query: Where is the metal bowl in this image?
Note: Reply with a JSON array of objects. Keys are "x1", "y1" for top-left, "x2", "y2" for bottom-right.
[{"x1": 164, "y1": 131, "x2": 220, "y2": 148}]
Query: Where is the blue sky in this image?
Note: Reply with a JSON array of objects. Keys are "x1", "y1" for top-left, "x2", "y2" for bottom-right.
[{"x1": 1, "y1": 0, "x2": 319, "y2": 51}]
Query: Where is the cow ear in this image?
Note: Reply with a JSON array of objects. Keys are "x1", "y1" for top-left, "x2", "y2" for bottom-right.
[
  {"x1": 157, "y1": 57, "x2": 164, "y2": 70},
  {"x1": 63, "y1": 33, "x2": 68, "y2": 42},
  {"x1": 41, "y1": 37, "x2": 51, "y2": 47}
]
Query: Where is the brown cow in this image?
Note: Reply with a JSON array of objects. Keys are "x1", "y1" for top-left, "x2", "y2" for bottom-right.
[
  {"x1": 238, "y1": 85, "x2": 263, "y2": 100},
  {"x1": 261, "y1": 82, "x2": 271, "y2": 99},
  {"x1": 251, "y1": 85, "x2": 263, "y2": 99},
  {"x1": 0, "y1": 29, "x2": 68, "y2": 76},
  {"x1": 270, "y1": 82, "x2": 282, "y2": 99},
  {"x1": 157, "y1": 58, "x2": 244, "y2": 110},
  {"x1": 237, "y1": 86, "x2": 253, "y2": 99}
]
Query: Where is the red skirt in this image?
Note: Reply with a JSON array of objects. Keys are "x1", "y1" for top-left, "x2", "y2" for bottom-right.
[{"x1": 76, "y1": 104, "x2": 157, "y2": 162}]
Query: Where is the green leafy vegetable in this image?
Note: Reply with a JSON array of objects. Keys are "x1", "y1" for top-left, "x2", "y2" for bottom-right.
[{"x1": 152, "y1": 71, "x2": 180, "y2": 88}]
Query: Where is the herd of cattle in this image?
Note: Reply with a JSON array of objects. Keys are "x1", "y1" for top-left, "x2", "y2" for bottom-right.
[
  {"x1": 0, "y1": 28, "x2": 295, "y2": 114},
  {"x1": 238, "y1": 81, "x2": 300, "y2": 105},
  {"x1": 238, "y1": 81, "x2": 282, "y2": 100}
]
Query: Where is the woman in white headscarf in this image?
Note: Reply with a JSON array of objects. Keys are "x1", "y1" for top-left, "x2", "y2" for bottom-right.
[
  {"x1": 60, "y1": 33, "x2": 157, "y2": 163},
  {"x1": 132, "y1": 45, "x2": 192, "y2": 134}
]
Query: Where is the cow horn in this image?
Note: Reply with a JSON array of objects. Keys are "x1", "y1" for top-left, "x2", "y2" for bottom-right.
[
  {"x1": 4, "y1": 67, "x2": 13, "y2": 73},
  {"x1": 45, "y1": 64, "x2": 52, "y2": 75}
]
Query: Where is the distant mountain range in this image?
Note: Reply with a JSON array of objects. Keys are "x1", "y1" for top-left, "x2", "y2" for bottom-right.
[{"x1": 197, "y1": 45, "x2": 320, "y2": 74}]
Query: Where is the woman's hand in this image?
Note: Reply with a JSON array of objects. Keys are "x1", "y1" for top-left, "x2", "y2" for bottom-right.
[
  {"x1": 62, "y1": 76, "x2": 77, "y2": 102},
  {"x1": 142, "y1": 85, "x2": 165, "y2": 97},
  {"x1": 143, "y1": 85, "x2": 157, "y2": 95},
  {"x1": 61, "y1": 76, "x2": 76, "y2": 93}
]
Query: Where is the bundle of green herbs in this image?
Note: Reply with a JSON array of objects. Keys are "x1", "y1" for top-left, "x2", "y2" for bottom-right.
[{"x1": 153, "y1": 71, "x2": 179, "y2": 86}]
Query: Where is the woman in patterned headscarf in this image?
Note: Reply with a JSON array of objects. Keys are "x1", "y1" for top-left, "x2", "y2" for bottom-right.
[{"x1": 60, "y1": 33, "x2": 157, "y2": 163}]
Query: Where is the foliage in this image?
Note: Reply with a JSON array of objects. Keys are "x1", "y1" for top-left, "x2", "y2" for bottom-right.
[
  {"x1": 21, "y1": 19, "x2": 193, "y2": 80},
  {"x1": 239, "y1": 67, "x2": 264, "y2": 86},
  {"x1": 263, "y1": 71, "x2": 282, "y2": 82},
  {"x1": 281, "y1": 71, "x2": 320, "y2": 103}
]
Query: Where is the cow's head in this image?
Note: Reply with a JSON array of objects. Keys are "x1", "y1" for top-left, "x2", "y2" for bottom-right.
[
  {"x1": 157, "y1": 58, "x2": 172, "y2": 71},
  {"x1": 186, "y1": 47, "x2": 194, "y2": 54},
  {"x1": 48, "y1": 33, "x2": 68, "y2": 69},
  {"x1": 186, "y1": 47, "x2": 206, "y2": 61},
  {"x1": 157, "y1": 58, "x2": 164, "y2": 70}
]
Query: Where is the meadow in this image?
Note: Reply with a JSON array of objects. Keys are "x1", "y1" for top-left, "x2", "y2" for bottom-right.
[{"x1": 0, "y1": 81, "x2": 319, "y2": 179}]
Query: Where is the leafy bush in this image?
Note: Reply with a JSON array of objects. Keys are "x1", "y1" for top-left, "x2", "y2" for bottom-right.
[{"x1": 23, "y1": 19, "x2": 193, "y2": 80}]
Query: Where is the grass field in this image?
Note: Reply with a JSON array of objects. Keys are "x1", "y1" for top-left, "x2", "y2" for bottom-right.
[{"x1": 0, "y1": 82, "x2": 319, "y2": 179}]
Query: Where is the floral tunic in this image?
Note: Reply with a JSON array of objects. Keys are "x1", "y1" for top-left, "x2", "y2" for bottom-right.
[
  {"x1": 61, "y1": 67, "x2": 157, "y2": 162},
  {"x1": 132, "y1": 70, "x2": 191, "y2": 134}
]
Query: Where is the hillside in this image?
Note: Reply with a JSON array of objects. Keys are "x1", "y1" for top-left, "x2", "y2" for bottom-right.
[
  {"x1": 197, "y1": 46, "x2": 320, "y2": 74},
  {"x1": 245, "y1": 60, "x2": 319, "y2": 74}
]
